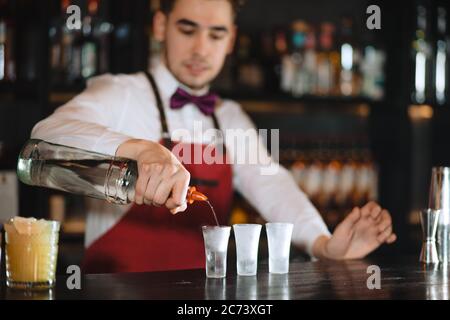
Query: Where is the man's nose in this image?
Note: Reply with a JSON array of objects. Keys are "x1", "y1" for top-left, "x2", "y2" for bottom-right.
[{"x1": 192, "y1": 32, "x2": 211, "y2": 57}]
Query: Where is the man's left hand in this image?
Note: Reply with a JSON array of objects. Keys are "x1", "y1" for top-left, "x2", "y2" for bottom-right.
[{"x1": 313, "y1": 202, "x2": 397, "y2": 260}]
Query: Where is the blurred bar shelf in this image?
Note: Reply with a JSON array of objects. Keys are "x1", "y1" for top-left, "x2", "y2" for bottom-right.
[
  {"x1": 235, "y1": 94, "x2": 373, "y2": 116},
  {"x1": 224, "y1": 92, "x2": 378, "y2": 104}
]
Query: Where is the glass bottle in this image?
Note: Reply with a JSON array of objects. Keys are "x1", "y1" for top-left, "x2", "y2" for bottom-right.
[
  {"x1": 0, "y1": 0, "x2": 15, "y2": 82},
  {"x1": 17, "y1": 139, "x2": 205, "y2": 205},
  {"x1": 435, "y1": 6, "x2": 448, "y2": 105},
  {"x1": 411, "y1": 4, "x2": 432, "y2": 104}
]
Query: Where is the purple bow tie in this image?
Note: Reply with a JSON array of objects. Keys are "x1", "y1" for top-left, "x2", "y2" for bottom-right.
[{"x1": 170, "y1": 88, "x2": 218, "y2": 116}]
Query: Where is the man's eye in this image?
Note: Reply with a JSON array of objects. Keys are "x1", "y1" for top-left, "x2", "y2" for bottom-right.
[
  {"x1": 210, "y1": 33, "x2": 225, "y2": 41},
  {"x1": 179, "y1": 28, "x2": 195, "y2": 36}
]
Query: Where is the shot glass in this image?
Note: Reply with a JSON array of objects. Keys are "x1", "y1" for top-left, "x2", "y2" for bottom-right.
[
  {"x1": 4, "y1": 217, "x2": 60, "y2": 290},
  {"x1": 202, "y1": 226, "x2": 231, "y2": 278},
  {"x1": 233, "y1": 224, "x2": 262, "y2": 276},
  {"x1": 266, "y1": 223, "x2": 293, "y2": 274}
]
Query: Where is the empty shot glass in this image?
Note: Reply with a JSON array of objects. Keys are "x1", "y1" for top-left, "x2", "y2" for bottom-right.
[
  {"x1": 233, "y1": 224, "x2": 262, "y2": 276},
  {"x1": 266, "y1": 223, "x2": 293, "y2": 274},
  {"x1": 202, "y1": 226, "x2": 231, "y2": 278}
]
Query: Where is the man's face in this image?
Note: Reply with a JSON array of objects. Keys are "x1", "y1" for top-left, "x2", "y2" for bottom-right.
[{"x1": 154, "y1": 0, "x2": 236, "y2": 90}]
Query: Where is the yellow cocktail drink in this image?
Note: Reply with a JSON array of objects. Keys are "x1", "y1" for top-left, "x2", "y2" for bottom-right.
[{"x1": 5, "y1": 217, "x2": 60, "y2": 289}]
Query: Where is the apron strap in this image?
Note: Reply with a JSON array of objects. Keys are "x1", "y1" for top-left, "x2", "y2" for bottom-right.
[
  {"x1": 211, "y1": 113, "x2": 220, "y2": 131},
  {"x1": 211, "y1": 113, "x2": 226, "y2": 156},
  {"x1": 145, "y1": 71, "x2": 172, "y2": 148}
]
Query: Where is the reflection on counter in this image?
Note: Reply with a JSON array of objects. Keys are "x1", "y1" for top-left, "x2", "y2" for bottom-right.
[
  {"x1": 236, "y1": 275, "x2": 258, "y2": 300},
  {"x1": 268, "y1": 273, "x2": 290, "y2": 300},
  {"x1": 423, "y1": 263, "x2": 450, "y2": 300},
  {"x1": 5, "y1": 288, "x2": 54, "y2": 300},
  {"x1": 205, "y1": 278, "x2": 226, "y2": 300}
]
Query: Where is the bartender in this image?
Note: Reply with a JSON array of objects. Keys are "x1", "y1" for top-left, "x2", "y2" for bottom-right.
[{"x1": 31, "y1": 0, "x2": 396, "y2": 273}]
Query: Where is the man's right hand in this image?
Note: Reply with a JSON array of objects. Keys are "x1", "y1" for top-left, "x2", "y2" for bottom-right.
[{"x1": 116, "y1": 139, "x2": 191, "y2": 214}]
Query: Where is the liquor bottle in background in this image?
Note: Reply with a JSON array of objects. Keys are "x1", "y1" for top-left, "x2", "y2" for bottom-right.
[
  {"x1": 290, "y1": 20, "x2": 308, "y2": 97},
  {"x1": 49, "y1": 0, "x2": 73, "y2": 85},
  {"x1": 335, "y1": 147, "x2": 356, "y2": 218},
  {"x1": 279, "y1": 29, "x2": 295, "y2": 93},
  {"x1": 71, "y1": 0, "x2": 100, "y2": 83},
  {"x1": 338, "y1": 16, "x2": 353, "y2": 96},
  {"x1": 338, "y1": 16, "x2": 362, "y2": 97},
  {"x1": 303, "y1": 25, "x2": 318, "y2": 95},
  {"x1": 361, "y1": 44, "x2": 386, "y2": 100},
  {"x1": 320, "y1": 142, "x2": 342, "y2": 226},
  {"x1": 327, "y1": 23, "x2": 342, "y2": 96},
  {"x1": 81, "y1": 0, "x2": 100, "y2": 79},
  {"x1": 352, "y1": 41, "x2": 363, "y2": 97},
  {"x1": 92, "y1": 0, "x2": 113, "y2": 75},
  {"x1": 0, "y1": 0, "x2": 16, "y2": 82},
  {"x1": 0, "y1": 20, "x2": 6, "y2": 82},
  {"x1": 350, "y1": 141, "x2": 373, "y2": 208},
  {"x1": 316, "y1": 22, "x2": 335, "y2": 96},
  {"x1": 236, "y1": 33, "x2": 264, "y2": 90},
  {"x1": 435, "y1": 6, "x2": 448, "y2": 105},
  {"x1": 291, "y1": 151, "x2": 308, "y2": 193},
  {"x1": 49, "y1": 1, "x2": 62, "y2": 78},
  {"x1": 364, "y1": 148, "x2": 379, "y2": 203},
  {"x1": 304, "y1": 142, "x2": 325, "y2": 208},
  {"x1": 411, "y1": 5, "x2": 432, "y2": 104},
  {"x1": 357, "y1": 147, "x2": 378, "y2": 206},
  {"x1": 289, "y1": 138, "x2": 307, "y2": 193}
]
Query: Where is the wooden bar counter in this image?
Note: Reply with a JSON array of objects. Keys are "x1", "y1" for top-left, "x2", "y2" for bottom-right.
[{"x1": 1, "y1": 255, "x2": 448, "y2": 300}]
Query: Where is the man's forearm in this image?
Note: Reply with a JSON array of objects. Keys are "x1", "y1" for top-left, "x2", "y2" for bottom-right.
[{"x1": 312, "y1": 235, "x2": 332, "y2": 260}]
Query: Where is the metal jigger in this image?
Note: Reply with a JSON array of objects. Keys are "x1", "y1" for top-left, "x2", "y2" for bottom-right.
[
  {"x1": 428, "y1": 167, "x2": 450, "y2": 263},
  {"x1": 420, "y1": 209, "x2": 440, "y2": 264}
]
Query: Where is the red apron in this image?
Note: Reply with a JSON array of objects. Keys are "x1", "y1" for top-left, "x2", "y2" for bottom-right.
[{"x1": 82, "y1": 73, "x2": 233, "y2": 274}]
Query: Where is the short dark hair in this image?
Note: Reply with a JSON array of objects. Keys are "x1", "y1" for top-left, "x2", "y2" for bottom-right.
[{"x1": 159, "y1": 0, "x2": 245, "y2": 17}]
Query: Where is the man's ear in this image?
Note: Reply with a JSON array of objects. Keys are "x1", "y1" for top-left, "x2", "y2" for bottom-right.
[
  {"x1": 227, "y1": 25, "x2": 238, "y2": 54},
  {"x1": 153, "y1": 11, "x2": 167, "y2": 42}
]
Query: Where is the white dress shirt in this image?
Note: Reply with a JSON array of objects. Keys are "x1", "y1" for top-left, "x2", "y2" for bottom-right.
[{"x1": 31, "y1": 61, "x2": 331, "y2": 257}]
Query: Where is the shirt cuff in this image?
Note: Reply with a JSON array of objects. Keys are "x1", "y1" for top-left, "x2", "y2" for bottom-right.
[{"x1": 292, "y1": 218, "x2": 331, "y2": 259}]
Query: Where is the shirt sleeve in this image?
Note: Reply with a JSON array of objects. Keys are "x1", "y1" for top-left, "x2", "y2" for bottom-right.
[
  {"x1": 31, "y1": 74, "x2": 135, "y2": 156},
  {"x1": 218, "y1": 101, "x2": 331, "y2": 258}
]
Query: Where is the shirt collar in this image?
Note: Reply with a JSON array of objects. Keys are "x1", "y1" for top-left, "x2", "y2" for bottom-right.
[{"x1": 150, "y1": 59, "x2": 210, "y2": 99}]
